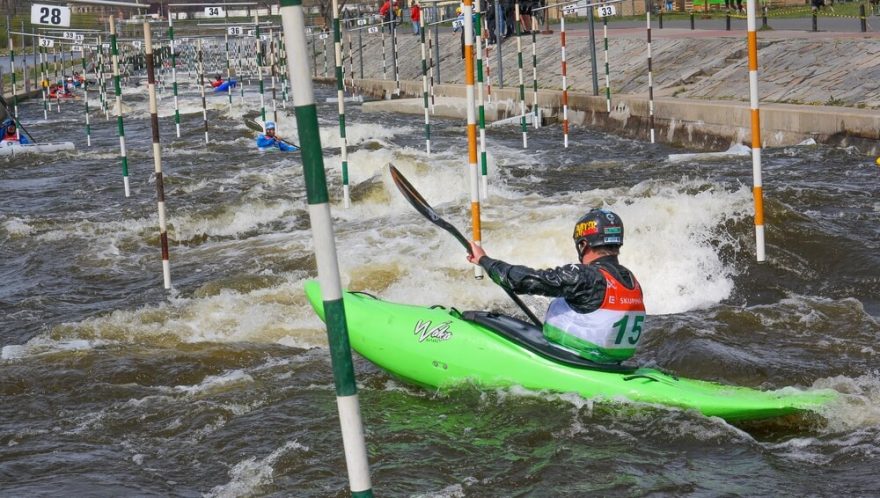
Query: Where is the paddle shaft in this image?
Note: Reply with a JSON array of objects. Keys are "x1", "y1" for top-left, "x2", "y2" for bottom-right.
[
  {"x1": 0, "y1": 95, "x2": 37, "y2": 143},
  {"x1": 390, "y1": 165, "x2": 543, "y2": 327}
]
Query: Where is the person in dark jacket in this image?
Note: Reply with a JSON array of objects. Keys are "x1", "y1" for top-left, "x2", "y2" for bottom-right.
[{"x1": 466, "y1": 209, "x2": 646, "y2": 364}]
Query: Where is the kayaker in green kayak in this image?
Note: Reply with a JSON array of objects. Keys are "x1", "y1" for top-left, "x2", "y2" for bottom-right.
[{"x1": 467, "y1": 209, "x2": 646, "y2": 364}]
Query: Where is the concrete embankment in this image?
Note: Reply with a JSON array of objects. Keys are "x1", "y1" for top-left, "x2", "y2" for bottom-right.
[{"x1": 313, "y1": 26, "x2": 880, "y2": 152}]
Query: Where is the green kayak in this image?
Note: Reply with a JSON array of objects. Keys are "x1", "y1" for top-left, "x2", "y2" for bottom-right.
[{"x1": 304, "y1": 280, "x2": 836, "y2": 422}]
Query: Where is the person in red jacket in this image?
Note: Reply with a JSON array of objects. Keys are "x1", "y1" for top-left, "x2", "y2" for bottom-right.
[
  {"x1": 410, "y1": 1, "x2": 421, "y2": 35},
  {"x1": 210, "y1": 74, "x2": 223, "y2": 88}
]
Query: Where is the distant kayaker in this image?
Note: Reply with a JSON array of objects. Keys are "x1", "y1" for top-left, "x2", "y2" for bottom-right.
[
  {"x1": 256, "y1": 121, "x2": 298, "y2": 152},
  {"x1": 211, "y1": 74, "x2": 224, "y2": 88},
  {"x1": 0, "y1": 120, "x2": 30, "y2": 145},
  {"x1": 467, "y1": 209, "x2": 645, "y2": 364}
]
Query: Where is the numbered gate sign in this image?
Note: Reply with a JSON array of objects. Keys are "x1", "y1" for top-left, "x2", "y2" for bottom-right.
[
  {"x1": 368, "y1": 26, "x2": 379, "y2": 34},
  {"x1": 76, "y1": 34, "x2": 84, "y2": 42},
  {"x1": 63, "y1": 31, "x2": 76, "y2": 40},
  {"x1": 31, "y1": 3, "x2": 71, "y2": 27},
  {"x1": 102, "y1": 43, "x2": 110, "y2": 49},
  {"x1": 39, "y1": 38, "x2": 55, "y2": 48},
  {"x1": 596, "y1": 4, "x2": 617, "y2": 17},
  {"x1": 132, "y1": 41, "x2": 143, "y2": 49},
  {"x1": 319, "y1": 33, "x2": 329, "y2": 39},
  {"x1": 247, "y1": 29, "x2": 256, "y2": 37},
  {"x1": 228, "y1": 26, "x2": 243, "y2": 36},
  {"x1": 562, "y1": 4, "x2": 578, "y2": 14},
  {"x1": 72, "y1": 45, "x2": 83, "y2": 52},
  {"x1": 452, "y1": 19, "x2": 463, "y2": 29},
  {"x1": 357, "y1": 19, "x2": 367, "y2": 26},
  {"x1": 205, "y1": 6, "x2": 225, "y2": 17}
]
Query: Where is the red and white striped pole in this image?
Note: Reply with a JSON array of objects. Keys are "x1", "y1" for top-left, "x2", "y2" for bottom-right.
[
  {"x1": 646, "y1": 9, "x2": 655, "y2": 144},
  {"x1": 144, "y1": 22, "x2": 172, "y2": 289},
  {"x1": 747, "y1": 0, "x2": 765, "y2": 261},
  {"x1": 560, "y1": 14, "x2": 569, "y2": 148}
]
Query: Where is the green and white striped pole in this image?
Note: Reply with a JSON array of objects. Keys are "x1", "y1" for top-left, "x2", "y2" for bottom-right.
[
  {"x1": 515, "y1": 2, "x2": 527, "y2": 148},
  {"x1": 168, "y1": 15, "x2": 181, "y2": 137},
  {"x1": 110, "y1": 17, "x2": 131, "y2": 198},
  {"x1": 144, "y1": 22, "x2": 172, "y2": 289},
  {"x1": 279, "y1": 2, "x2": 373, "y2": 495},
  {"x1": 475, "y1": 0, "x2": 489, "y2": 198},
  {"x1": 419, "y1": 13, "x2": 430, "y2": 154},
  {"x1": 332, "y1": 0, "x2": 351, "y2": 208}
]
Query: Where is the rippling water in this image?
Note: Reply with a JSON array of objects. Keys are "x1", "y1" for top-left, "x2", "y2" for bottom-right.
[{"x1": 1, "y1": 77, "x2": 879, "y2": 496}]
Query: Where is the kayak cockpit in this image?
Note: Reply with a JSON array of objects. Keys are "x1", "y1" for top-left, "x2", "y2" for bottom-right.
[{"x1": 461, "y1": 311, "x2": 639, "y2": 374}]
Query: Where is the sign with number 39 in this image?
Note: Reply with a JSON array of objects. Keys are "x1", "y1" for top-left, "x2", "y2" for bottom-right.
[{"x1": 31, "y1": 3, "x2": 71, "y2": 27}]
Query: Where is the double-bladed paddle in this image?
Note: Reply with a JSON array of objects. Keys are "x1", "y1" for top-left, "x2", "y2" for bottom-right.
[
  {"x1": 389, "y1": 164, "x2": 543, "y2": 327},
  {"x1": 243, "y1": 118, "x2": 300, "y2": 150},
  {"x1": 0, "y1": 95, "x2": 37, "y2": 144}
]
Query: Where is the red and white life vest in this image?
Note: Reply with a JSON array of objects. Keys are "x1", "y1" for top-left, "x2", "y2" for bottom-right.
[{"x1": 543, "y1": 268, "x2": 646, "y2": 361}]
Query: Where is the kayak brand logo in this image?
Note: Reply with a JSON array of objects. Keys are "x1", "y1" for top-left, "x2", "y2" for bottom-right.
[{"x1": 414, "y1": 320, "x2": 453, "y2": 343}]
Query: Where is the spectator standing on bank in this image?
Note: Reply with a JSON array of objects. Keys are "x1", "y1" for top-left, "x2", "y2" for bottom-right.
[{"x1": 411, "y1": 1, "x2": 421, "y2": 34}]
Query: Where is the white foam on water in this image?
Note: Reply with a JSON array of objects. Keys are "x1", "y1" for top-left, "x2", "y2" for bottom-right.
[
  {"x1": 172, "y1": 369, "x2": 254, "y2": 396},
  {"x1": 206, "y1": 440, "x2": 308, "y2": 498},
  {"x1": 1, "y1": 217, "x2": 35, "y2": 237}
]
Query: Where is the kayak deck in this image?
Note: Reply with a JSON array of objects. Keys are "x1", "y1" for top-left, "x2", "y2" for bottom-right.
[{"x1": 304, "y1": 280, "x2": 837, "y2": 422}]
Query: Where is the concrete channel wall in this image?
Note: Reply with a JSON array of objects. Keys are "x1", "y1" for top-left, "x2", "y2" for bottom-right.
[{"x1": 319, "y1": 76, "x2": 880, "y2": 154}]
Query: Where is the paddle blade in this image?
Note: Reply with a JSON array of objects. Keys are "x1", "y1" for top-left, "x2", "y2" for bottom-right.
[{"x1": 389, "y1": 165, "x2": 472, "y2": 254}]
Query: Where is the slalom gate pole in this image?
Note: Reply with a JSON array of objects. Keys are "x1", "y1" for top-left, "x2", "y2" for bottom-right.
[
  {"x1": 322, "y1": 30, "x2": 329, "y2": 77},
  {"x1": 531, "y1": 15, "x2": 539, "y2": 128},
  {"x1": 464, "y1": 0, "x2": 484, "y2": 279},
  {"x1": 602, "y1": 15, "x2": 611, "y2": 113},
  {"x1": 475, "y1": 0, "x2": 489, "y2": 199},
  {"x1": 110, "y1": 17, "x2": 131, "y2": 198},
  {"x1": 280, "y1": 33, "x2": 289, "y2": 107},
  {"x1": 54, "y1": 43, "x2": 61, "y2": 113},
  {"x1": 561, "y1": 13, "x2": 569, "y2": 147},
  {"x1": 197, "y1": 39, "x2": 209, "y2": 144},
  {"x1": 144, "y1": 22, "x2": 172, "y2": 290},
  {"x1": 358, "y1": 25, "x2": 363, "y2": 79},
  {"x1": 515, "y1": 2, "x2": 527, "y2": 148},
  {"x1": 278, "y1": 2, "x2": 374, "y2": 495},
  {"x1": 168, "y1": 15, "x2": 181, "y2": 137},
  {"x1": 646, "y1": 8, "x2": 655, "y2": 143},
  {"x1": 98, "y1": 37, "x2": 108, "y2": 119},
  {"x1": 427, "y1": 32, "x2": 435, "y2": 111},
  {"x1": 82, "y1": 48, "x2": 91, "y2": 146},
  {"x1": 346, "y1": 28, "x2": 355, "y2": 93},
  {"x1": 256, "y1": 15, "x2": 266, "y2": 123},
  {"x1": 484, "y1": 34, "x2": 492, "y2": 104},
  {"x1": 419, "y1": 13, "x2": 431, "y2": 154},
  {"x1": 747, "y1": 0, "x2": 765, "y2": 261},
  {"x1": 392, "y1": 9, "x2": 400, "y2": 95},
  {"x1": 381, "y1": 27, "x2": 387, "y2": 80},
  {"x1": 40, "y1": 44, "x2": 48, "y2": 120},
  {"x1": 333, "y1": 0, "x2": 351, "y2": 208},
  {"x1": 269, "y1": 29, "x2": 278, "y2": 123},
  {"x1": 225, "y1": 32, "x2": 233, "y2": 110},
  {"x1": 7, "y1": 38, "x2": 19, "y2": 141}
]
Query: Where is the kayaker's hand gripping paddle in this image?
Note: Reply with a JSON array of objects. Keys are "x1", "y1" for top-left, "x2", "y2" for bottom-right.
[{"x1": 390, "y1": 165, "x2": 543, "y2": 327}]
